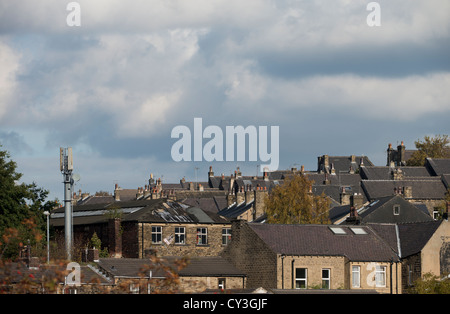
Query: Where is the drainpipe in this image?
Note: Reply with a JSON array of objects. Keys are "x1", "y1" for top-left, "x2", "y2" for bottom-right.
[
  {"x1": 281, "y1": 255, "x2": 285, "y2": 289},
  {"x1": 390, "y1": 259, "x2": 393, "y2": 294},
  {"x1": 291, "y1": 259, "x2": 295, "y2": 289},
  {"x1": 141, "y1": 223, "x2": 145, "y2": 258}
]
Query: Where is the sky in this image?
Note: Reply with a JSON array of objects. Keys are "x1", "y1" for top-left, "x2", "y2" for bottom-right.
[{"x1": 0, "y1": 0, "x2": 449, "y2": 202}]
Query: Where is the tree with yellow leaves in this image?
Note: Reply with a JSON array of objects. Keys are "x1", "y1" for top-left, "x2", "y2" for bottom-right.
[{"x1": 265, "y1": 174, "x2": 330, "y2": 224}]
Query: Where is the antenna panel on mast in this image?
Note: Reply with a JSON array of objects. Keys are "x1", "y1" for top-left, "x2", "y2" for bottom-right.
[{"x1": 67, "y1": 147, "x2": 73, "y2": 171}]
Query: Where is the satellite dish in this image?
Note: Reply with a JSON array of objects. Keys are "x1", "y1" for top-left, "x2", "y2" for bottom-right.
[{"x1": 72, "y1": 173, "x2": 81, "y2": 182}]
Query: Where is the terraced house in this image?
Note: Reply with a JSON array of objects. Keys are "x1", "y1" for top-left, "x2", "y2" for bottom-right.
[{"x1": 221, "y1": 219, "x2": 450, "y2": 293}]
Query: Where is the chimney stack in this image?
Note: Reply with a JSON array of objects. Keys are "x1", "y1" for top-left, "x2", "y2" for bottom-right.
[
  {"x1": 350, "y1": 193, "x2": 364, "y2": 209},
  {"x1": 253, "y1": 186, "x2": 268, "y2": 220},
  {"x1": 108, "y1": 218, "x2": 122, "y2": 258},
  {"x1": 208, "y1": 166, "x2": 214, "y2": 177},
  {"x1": 114, "y1": 183, "x2": 120, "y2": 201}
]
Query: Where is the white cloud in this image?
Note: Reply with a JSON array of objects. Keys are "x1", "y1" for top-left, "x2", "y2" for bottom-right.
[
  {"x1": 261, "y1": 72, "x2": 450, "y2": 121},
  {"x1": 0, "y1": 38, "x2": 20, "y2": 120}
]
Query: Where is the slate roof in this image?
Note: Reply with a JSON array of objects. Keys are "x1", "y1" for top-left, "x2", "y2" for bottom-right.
[
  {"x1": 50, "y1": 198, "x2": 229, "y2": 227},
  {"x1": 248, "y1": 223, "x2": 400, "y2": 262},
  {"x1": 397, "y1": 221, "x2": 443, "y2": 258},
  {"x1": 360, "y1": 166, "x2": 432, "y2": 180},
  {"x1": 318, "y1": 156, "x2": 374, "y2": 173},
  {"x1": 367, "y1": 221, "x2": 444, "y2": 258},
  {"x1": 353, "y1": 195, "x2": 433, "y2": 224},
  {"x1": 426, "y1": 158, "x2": 450, "y2": 176},
  {"x1": 218, "y1": 199, "x2": 254, "y2": 219},
  {"x1": 96, "y1": 256, "x2": 245, "y2": 279},
  {"x1": 361, "y1": 179, "x2": 447, "y2": 200},
  {"x1": 180, "y1": 196, "x2": 228, "y2": 213}
]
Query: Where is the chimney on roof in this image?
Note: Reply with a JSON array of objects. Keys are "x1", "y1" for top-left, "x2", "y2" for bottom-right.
[
  {"x1": 236, "y1": 186, "x2": 245, "y2": 204},
  {"x1": 108, "y1": 218, "x2": 122, "y2": 258},
  {"x1": 301, "y1": 165, "x2": 305, "y2": 174},
  {"x1": 114, "y1": 183, "x2": 120, "y2": 201},
  {"x1": 397, "y1": 141, "x2": 406, "y2": 166},
  {"x1": 330, "y1": 163, "x2": 336, "y2": 175},
  {"x1": 245, "y1": 184, "x2": 254, "y2": 204},
  {"x1": 340, "y1": 186, "x2": 350, "y2": 205},
  {"x1": 149, "y1": 173, "x2": 155, "y2": 186},
  {"x1": 403, "y1": 186, "x2": 412, "y2": 199},
  {"x1": 236, "y1": 167, "x2": 242, "y2": 178},
  {"x1": 227, "y1": 188, "x2": 235, "y2": 207},
  {"x1": 253, "y1": 185, "x2": 268, "y2": 220},
  {"x1": 208, "y1": 166, "x2": 214, "y2": 177},
  {"x1": 349, "y1": 165, "x2": 355, "y2": 174},
  {"x1": 323, "y1": 173, "x2": 330, "y2": 185},
  {"x1": 350, "y1": 193, "x2": 364, "y2": 209}
]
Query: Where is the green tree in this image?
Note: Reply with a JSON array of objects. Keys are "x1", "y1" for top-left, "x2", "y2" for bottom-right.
[
  {"x1": 265, "y1": 174, "x2": 330, "y2": 224},
  {"x1": 409, "y1": 272, "x2": 450, "y2": 294},
  {"x1": 407, "y1": 134, "x2": 450, "y2": 166},
  {"x1": 0, "y1": 144, "x2": 57, "y2": 259}
]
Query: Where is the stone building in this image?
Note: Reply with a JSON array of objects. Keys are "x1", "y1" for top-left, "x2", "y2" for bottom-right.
[
  {"x1": 221, "y1": 220, "x2": 402, "y2": 293},
  {"x1": 50, "y1": 198, "x2": 231, "y2": 259}
]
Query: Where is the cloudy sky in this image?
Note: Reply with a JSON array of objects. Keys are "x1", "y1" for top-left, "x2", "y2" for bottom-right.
[{"x1": 0, "y1": 0, "x2": 449, "y2": 201}]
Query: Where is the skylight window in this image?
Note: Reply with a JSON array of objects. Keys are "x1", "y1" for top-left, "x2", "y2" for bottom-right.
[
  {"x1": 329, "y1": 227, "x2": 346, "y2": 235},
  {"x1": 350, "y1": 227, "x2": 367, "y2": 235}
]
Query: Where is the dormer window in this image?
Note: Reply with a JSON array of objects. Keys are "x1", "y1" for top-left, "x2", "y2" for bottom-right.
[{"x1": 393, "y1": 205, "x2": 400, "y2": 215}]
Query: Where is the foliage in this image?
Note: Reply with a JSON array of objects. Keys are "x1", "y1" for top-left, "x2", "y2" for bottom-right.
[
  {"x1": 433, "y1": 188, "x2": 450, "y2": 220},
  {"x1": 409, "y1": 273, "x2": 450, "y2": 294},
  {"x1": 265, "y1": 174, "x2": 330, "y2": 224},
  {"x1": 0, "y1": 144, "x2": 57, "y2": 260},
  {"x1": 407, "y1": 134, "x2": 450, "y2": 166},
  {"x1": 88, "y1": 232, "x2": 109, "y2": 258}
]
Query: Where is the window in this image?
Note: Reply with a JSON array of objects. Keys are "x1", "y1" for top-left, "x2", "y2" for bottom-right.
[
  {"x1": 352, "y1": 266, "x2": 360, "y2": 288},
  {"x1": 218, "y1": 278, "x2": 226, "y2": 290},
  {"x1": 222, "y1": 228, "x2": 232, "y2": 245},
  {"x1": 151, "y1": 226, "x2": 162, "y2": 244},
  {"x1": 433, "y1": 210, "x2": 439, "y2": 220},
  {"x1": 197, "y1": 227, "x2": 208, "y2": 245},
  {"x1": 129, "y1": 283, "x2": 140, "y2": 294},
  {"x1": 295, "y1": 268, "x2": 307, "y2": 289},
  {"x1": 393, "y1": 205, "x2": 400, "y2": 215},
  {"x1": 329, "y1": 227, "x2": 346, "y2": 235},
  {"x1": 408, "y1": 265, "x2": 413, "y2": 286},
  {"x1": 322, "y1": 269, "x2": 330, "y2": 289},
  {"x1": 175, "y1": 227, "x2": 185, "y2": 244},
  {"x1": 350, "y1": 227, "x2": 367, "y2": 235},
  {"x1": 375, "y1": 266, "x2": 386, "y2": 287}
]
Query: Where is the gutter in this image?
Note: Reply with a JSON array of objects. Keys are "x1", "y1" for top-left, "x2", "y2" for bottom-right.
[{"x1": 395, "y1": 224, "x2": 402, "y2": 258}]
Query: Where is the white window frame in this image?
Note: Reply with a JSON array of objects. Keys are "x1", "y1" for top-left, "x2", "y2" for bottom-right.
[
  {"x1": 322, "y1": 268, "x2": 331, "y2": 289},
  {"x1": 393, "y1": 205, "x2": 400, "y2": 215},
  {"x1": 222, "y1": 228, "x2": 232, "y2": 245},
  {"x1": 197, "y1": 227, "x2": 208, "y2": 245},
  {"x1": 218, "y1": 278, "x2": 226, "y2": 290},
  {"x1": 352, "y1": 265, "x2": 361, "y2": 288},
  {"x1": 295, "y1": 268, "x2": 307, "y2": 289},
  {"x1": 152, "y1": 226, "x2": 162, "y2": 244},
  {"x1": 129, "y1": 283, "x2": 140, "y2": 294},
  {"x1": 375, "y1": 266, "x2": 386, "y2": 287},
  {"x1": 175, "y1": 226, "x2": 185, "y2": 244}
]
